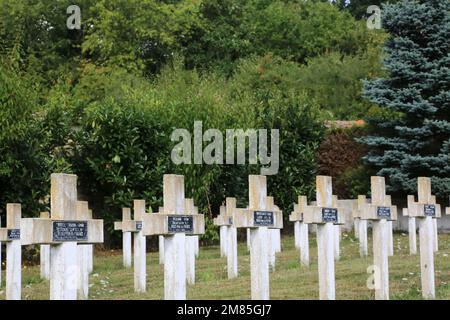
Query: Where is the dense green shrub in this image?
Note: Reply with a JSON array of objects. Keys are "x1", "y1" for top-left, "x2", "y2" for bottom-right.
[
  {"x1": 0, "y1": 62, "x2": 51, "y2": 216},
  {"x1": 59, "y1": 60, "x2": 326, "y2": 245}
]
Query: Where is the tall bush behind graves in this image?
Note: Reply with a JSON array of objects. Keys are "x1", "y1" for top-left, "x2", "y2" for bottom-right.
[
  {"x1": 361, "y1": 0, "x2": 450, "y2": 199},
  {"x1": 66, "y1": 60, "x2": 325, "y2": 245},
  {"x1": 0, "y1": 61, "x2": 52, "y2": 216}
]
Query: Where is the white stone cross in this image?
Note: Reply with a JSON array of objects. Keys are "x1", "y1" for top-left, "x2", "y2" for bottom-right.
[
  {"x1": 359, "y1": 176, "x2": 397, "y2": 300},
  {"x1": 76, "y1": 201, "x2": 91, "y2": 300},
  {"x1": 407, "y1": 177, "x2": 442, "y2": 299},
  {"x1": 21, "y1": 173, "x2": 104, "y2": 300},
  {"x1": 289, "y1": 196, "x2": 309, "y2": 266},
  {"x1": 158, "y1": 206, "x2": 165, "y2": 265},
  {"x1": 185, "y1": 198, "x2": 198, "y2": 285},
  {"x1": 385, "y1": 195, "x2": 394, "y2": 256},
  {"x1": 0, "y1": 203, "x2": 22, "y2": 300},
  {"x1": 114, "y1": 207, "x2": 134, "y2": 268},
  {"x1": 331, "y1": 195, "x2": 341, "y2": 261},
  {"x1": 266, "y1": 196, "x2": 282, "y2": 271},
  {"x1": 403, "y1": 196, "x2": 417, "y2": 255},
  {"x1": 225, "y1": 198, "x2": 238, "y2": 279},
  {"x1": 302, "y1": 176, "x2": 344, "y2": 300},
  {"x1": 133, "y1": 200, "x2": 147, "y2": 293},
  {"x1": 446, "y1": 196, "x2": 450, "y2": 216},
  {"x1": 431, "y1": 195, "x2": 438, "y2": 252},
  {"x1": 232, "y1": 175, "x2": 283, "y2": 300},
  {"x1": 87, "y1": 209, "x2": 94, "y2": 273},
  {"x1": 39, "y1": 212, "x2": 51, "y2": 280},
  {"x1": 141, "y1": 174, "x2": 205, "y2": 300},
  {"x1": 213, "y1": 198, "x2": 238, "y2": 278},
  {"x1": 354, "y1": 196, "x2": 369, "y2": 257},
  {"x1": 214, "y1": 205, "x2": 228, "y2": 258}
]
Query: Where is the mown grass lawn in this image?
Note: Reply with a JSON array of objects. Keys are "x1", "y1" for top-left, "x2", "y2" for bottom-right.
[{"x1": 1, "y1": 232, "x2": 449, "y2": 300}]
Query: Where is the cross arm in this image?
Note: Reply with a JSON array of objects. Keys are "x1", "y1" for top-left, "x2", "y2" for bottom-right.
[
  {"x1": 232, "y1": 208, "x2": 283, "y2": 229},
  {"x1": 407, "y1": 202, "x2": 441, "y2": 218},
  {"x1": 302, "y1": 205, "x2": 345, "y2": 225},
  {"x1": 141, "y1": 213, "x2": 205, "y2": 236},
  {"x1": 359, "y1": 202, "x2": 398, "y2": 221},
  {"x1": 20, "y1": 218, "x2": 104, "y2": 245}
]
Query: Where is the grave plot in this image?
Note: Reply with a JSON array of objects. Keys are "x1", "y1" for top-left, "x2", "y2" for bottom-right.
[
  {"x1": 232, "y1": 175, "x2": 283, "y2": 300},
  {"x1": 355, "y1": 196, "x2": 369, "y2": 257},
  {"x1": 140, "y1": 174, "x2": 205, "y2": 300},
  {"x1": 39, "y1": 212, "x2": 51, "y2": 281},
  {"x1": 301, "y1": 176, "x2": 345, "y2": 300},
  {"x1": 214, "y1": 205, "x2": 228, "y2": 259},
  {"x1": 289, "y1": 196, "x2": 310, "y2": 266},
  {"x1": 403, "y1": 196, "x2": 418, "y2": 255},
  {"x1": 114, "y1": 208, "x2": 134, "y2": 269},
  {"x1": 359, "y1": 176, "x2": 398, "y2": 300},
  {"x1": 21, "y1": 173, "x2": 104, "y2": 300},
  {"x1": 407, "y1": 177, "x2": 442, "y2": 299},
  {"x1": 213, "y1": 198, "x2": 238, "y2": 279}
]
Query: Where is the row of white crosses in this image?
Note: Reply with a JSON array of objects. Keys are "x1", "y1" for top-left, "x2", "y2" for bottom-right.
[
  {"x1": 0, "y1": 173, "x2": 103, "y2": 300},
  {"x1": 114, "y1": 174, "x2": 205, "y2": 299},
  {"x1": 288, "y1": 175, "x2": 447, "y2": 300},
  {"x1": 355, "y1": 176, "x2": 444, "y2": 299}
]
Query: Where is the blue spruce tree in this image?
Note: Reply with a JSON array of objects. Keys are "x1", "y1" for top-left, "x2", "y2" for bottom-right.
[{"x1": 362, "y1": 0, "x2": 450, "y2": 198}]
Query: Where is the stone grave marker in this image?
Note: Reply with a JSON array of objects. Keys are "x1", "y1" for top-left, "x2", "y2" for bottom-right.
[
  {"x1": 141, "y1": 174, "x2": 205, "y2": 300},
  {"x1": 214, "y1": 197, "x2": 238, "y2": 278},
  {"x1": 431, "y1": 196, "x2": 438, "y2": 252},
  {"x1": 289, "y1": 196, "x2": 309, "y2": 266},
  {"x1": 386, "y1": 195, "x2": 394, "y2": 257},
  {"x1": 114, "y1": 207, "x2": 133, "y2": 268},
  {"x1": 355, "y1": 196, "x2": 369, "y2": 257},
  {"x1": 76, "y1": 201, "x2": 91, "y2": 300},
  {"x1": 39, "y1": 212, "x2": 51, "y2": 280},
  {"x1": 407, "y1": 177, "x2": 442, "y2": 299},
  {"x1": 185, "y1": 198, "x2": 198, "y2": 285},
  {"x1": 214, "y1": 205, "x2": 228, "y2": 258},
  {"x1": 232, "y1": 175, "x2": 283, "y2": 300},
  {"x1": 133, "y1": 200, "x2": 147, "y2": 293},
  {"x1": 266, "y1": 196, "x2": 278, "y2": 271},
  {"x1": 359, "y1": 176, "x2": 397, "y2": 300},
  {"x1": 87, "y1": 209, "x2": 94, "y2": 273},
  {"x1": 302, "y1": 176, "x2": 345, "y2": 300},
  {"x1": 225, "y1": 197, "x2": 238, "y2": 279},
  {"x1": 158, "y1": 206, "x2": 165, "y2": 265},
  {"x1": 0, "y1": 203, "x2": 22, "y2": 300},
  {"x1": 331, "y1": 196, "x2": 341, "y2": 261},
  {"x1": 21, "y1": 173, "x2": 104, "y2": 300},
  {"x1": 404, "y1": 195, "x2": 417, "y2": 255}
]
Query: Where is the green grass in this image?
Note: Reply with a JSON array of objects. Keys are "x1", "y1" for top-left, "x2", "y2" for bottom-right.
[{"x1": 0, "y1": 232, "x2": 449, "y2": 300}]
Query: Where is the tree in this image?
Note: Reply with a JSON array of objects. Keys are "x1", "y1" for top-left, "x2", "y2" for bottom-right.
[
  {"x1": 334, "y1": 0, "x2": 402, "y2": 19},
  {"x1": 361, "y1": 0, "x2": 450, "y2": 198}
]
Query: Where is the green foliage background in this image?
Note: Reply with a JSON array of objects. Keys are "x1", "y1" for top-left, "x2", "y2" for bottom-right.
[{"x1": 2, "y1": 0, "x2": 443, "y2": 245}]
